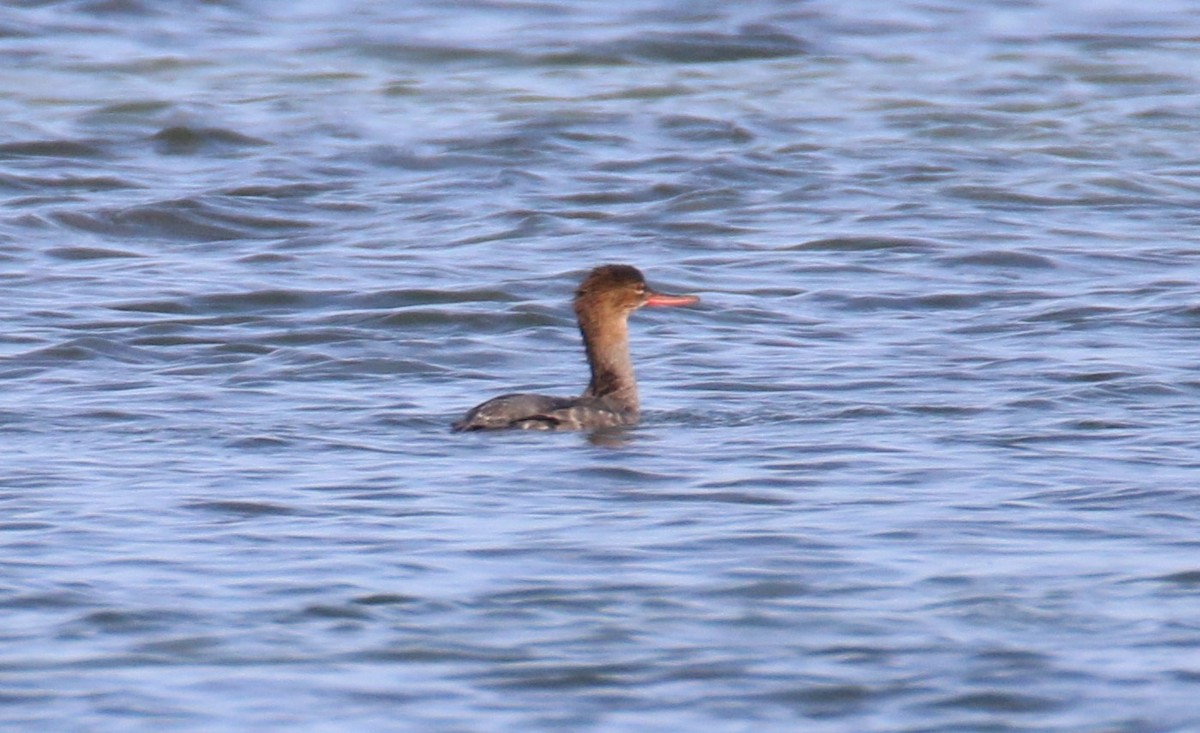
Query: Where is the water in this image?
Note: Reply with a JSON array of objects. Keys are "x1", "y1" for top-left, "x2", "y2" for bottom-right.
[{"x1": 3, "y1": 1, "x2": 1200, "y2": 730}]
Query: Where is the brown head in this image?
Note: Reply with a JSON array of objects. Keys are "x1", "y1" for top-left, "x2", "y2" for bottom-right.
[
  {"x1": 573, "y1": 264, "x2": 699, "y2": 320},
  {"x1": 572, "y1": 264, "x2": 697, "y2": 403}
]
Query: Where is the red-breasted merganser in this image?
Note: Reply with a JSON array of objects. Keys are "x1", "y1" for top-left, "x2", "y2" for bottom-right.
[{"x1": 452, "y1": 264, "x2": 699, "y2": 431}]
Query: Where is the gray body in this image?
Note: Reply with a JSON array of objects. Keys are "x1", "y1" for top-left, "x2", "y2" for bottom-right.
[{"x1": 451, "y1": 393, "x2": 635, "y2": 431}]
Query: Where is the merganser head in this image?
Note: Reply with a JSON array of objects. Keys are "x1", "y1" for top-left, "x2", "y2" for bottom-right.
[{"x1": 574, "y1": 264, "x2": 699, "y2": 318}]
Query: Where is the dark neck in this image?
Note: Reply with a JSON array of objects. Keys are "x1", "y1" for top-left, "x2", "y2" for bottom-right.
[{"x1": 577, "y1": 308, "x2": 638, "y2": 411}]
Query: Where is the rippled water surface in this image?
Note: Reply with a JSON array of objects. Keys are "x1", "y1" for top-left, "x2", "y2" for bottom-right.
[{"x1": 4, "y1": 1, "x2": 1200, "y2": 731}]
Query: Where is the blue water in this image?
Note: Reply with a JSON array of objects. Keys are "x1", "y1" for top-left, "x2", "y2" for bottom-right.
[{"x1": 3, "y1": 1, "x2": 1200, "y2": 731}]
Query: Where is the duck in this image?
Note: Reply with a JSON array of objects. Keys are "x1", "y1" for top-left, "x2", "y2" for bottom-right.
[{"x1": 452, "y1": 264, "x2": 698, "y2": 431}]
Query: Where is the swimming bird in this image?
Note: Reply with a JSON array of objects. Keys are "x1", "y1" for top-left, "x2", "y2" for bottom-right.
[{"x1": 452, "y1": 264, "x2": 699, "y2": 431}]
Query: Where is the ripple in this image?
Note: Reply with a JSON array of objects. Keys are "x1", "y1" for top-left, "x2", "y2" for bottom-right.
[
  {"x1": 659, "y1": 115, "x2": 754, "y2": 143},
  {"x1": 226, "y1": 435, "x2": 292, "y2": 449},
  {"x1": 596, "y1": 26, "x2": 808, "y2": 64},
  {"x1": 811, "y1": 290, "x2": 1006, "y2": 312},
  {"x1": 941, "y1": 249, "x2": 1058, "y2": 269},
  {"x1": 150, "y1": 125, "x2": 270, "y2": 155},
  {"x1": 352, "y1": 593, "x2": 420, "y2": 606},
  {"x1": 45, "y1": 246, "x2": 142, "y2": 260},
  {"x1": 12, "y1": 336, "x2": 164, "y2": 365},
  {"x1": 189, "y1": 288, "x2": 343, "y2": 314},
  {"x1": 353, "y1": 643, "x2": 527, "y2": 664},
  {"x1": 926, "y1": 690, "x2": 1064, "y2": 713},
  {"x1": 480, "y1": 661, "x2": 639, "y2": 691},
  {"x1": 1022, "y1": 305, "x2": 1126, "y2": 325},
  {"x1": 348, "y1": 287, "x2": 517, "y2": 309},
  {"x1": 182, "y1": 500, "x2": 300, "y2": 517},
  {"x1": 0, "y1": 171, "x2": 138, "y2": 191},
  {"x1": 944, "y1": 184, "x2": 1144, "y2": 208},
  {"x1": 756, "y1": 683, "x2": 875, "y2": 715},
  {"x1": 1, "y1": 591, "x2": 94, "y2": 610},
  {"x1": 51, "y1": 198, "x2": 313, "y2": 242},
  {"x1": 0, "y1": 139, "x2": 107, "y2": 159},
  {"x1": 75, "y1": 609, "x2": 196, "y2": 634},
  {"x1": 1153, "y1": 570, "x2": 1200, "y2": 586},
  {"x1": 786, "y1": 236, "x2": 938, "y2": 252}
]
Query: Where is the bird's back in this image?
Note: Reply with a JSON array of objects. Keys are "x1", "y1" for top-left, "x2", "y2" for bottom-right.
[{"x1": 451, "y1": 393, "x2": 635, "y2": 431}]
